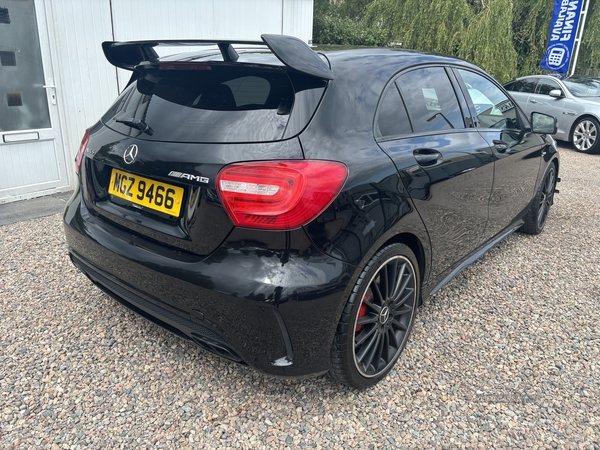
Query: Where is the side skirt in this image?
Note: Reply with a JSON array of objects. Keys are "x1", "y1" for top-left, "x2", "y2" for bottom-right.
[{"x1": 424, "y1": 222, "x2": 523, "y2": 299}]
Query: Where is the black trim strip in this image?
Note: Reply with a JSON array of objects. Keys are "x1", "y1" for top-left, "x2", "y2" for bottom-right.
[{"x1": 429, "y1": 223, "x2": 523, "y2": 296}]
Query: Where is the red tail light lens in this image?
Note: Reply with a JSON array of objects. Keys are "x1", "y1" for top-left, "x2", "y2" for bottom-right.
[
  {"x1": 216, "y1": 160, "x2": 348, "y2": 230},
  {"x1": 75, "y1": 129, "x2": 90, "y2": 175}
]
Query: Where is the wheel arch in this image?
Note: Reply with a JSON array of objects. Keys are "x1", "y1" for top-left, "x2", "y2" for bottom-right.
[
  {"x1": 335, "y1": 229, "x2": 429, "y2": 324},
  {"x1": 328, "y1": 232, "x2": 424, "y2": 387},
  {"x1": 569, "y1": 114, "x2": 600, "y2": 142},
  {"x1": 351, "y1": 231, "x2": 430, "y2": 306},
  {"x1": 550, "y1": 155, "x2": 559, "y2": 175},
  {"x1": 376, "y1": 232, "x2": 427, "y2": 287}
]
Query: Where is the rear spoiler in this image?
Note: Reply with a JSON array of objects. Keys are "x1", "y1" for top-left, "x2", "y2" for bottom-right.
[{"x1": 102, "y1": 34, "x2": 334, "y2": 80}]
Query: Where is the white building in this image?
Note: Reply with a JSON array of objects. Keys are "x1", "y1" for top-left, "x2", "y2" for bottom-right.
[{"x1": 0, "y1": 0, "x2": 314, "y2": 204}]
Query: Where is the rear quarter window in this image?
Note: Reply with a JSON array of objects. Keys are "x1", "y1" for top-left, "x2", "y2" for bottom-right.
[{"x1": 375, "y1": 85, "x2": 412, "y2": 139}]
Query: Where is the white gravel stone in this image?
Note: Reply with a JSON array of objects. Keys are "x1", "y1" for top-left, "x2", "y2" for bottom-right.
[{"x1": 1, "y1": 144, "x2": 599, "y2": 448}]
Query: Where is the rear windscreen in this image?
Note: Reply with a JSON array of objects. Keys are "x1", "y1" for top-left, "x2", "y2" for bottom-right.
[{"x1": 102, "y1": 66, "x2": 297, "y2": 143}]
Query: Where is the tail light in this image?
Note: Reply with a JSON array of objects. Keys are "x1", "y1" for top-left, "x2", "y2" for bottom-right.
[
  {"x1": 216, "y1": 160, "x2": 348, "y2": 230},
  {"x1": 75, "y1": 129, "x2": 90, "y2": 175}
]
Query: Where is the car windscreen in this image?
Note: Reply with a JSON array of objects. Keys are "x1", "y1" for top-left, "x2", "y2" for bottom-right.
[
  {"x1": 102, "y1": 66, "x2": 296, "y2": 143},
  {"x1": 563, "y1": 78, "x2": 600, "y2": 98}
]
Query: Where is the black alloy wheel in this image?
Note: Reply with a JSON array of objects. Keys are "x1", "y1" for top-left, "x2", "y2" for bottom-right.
[
  {"x1": 329, "y1": 243, "x2": 419, "y2": 389},
  {"x1": 572, "y1": 117, "x2": 600, "y2": 154},
  {"x1": 521, "y1": 163, "x2": 557, "y2": 235}
]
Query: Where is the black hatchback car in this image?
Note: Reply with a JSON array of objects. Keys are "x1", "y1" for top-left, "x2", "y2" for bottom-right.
[{"x1": 64, "y1": 35, "x2": 559, "y2": 389}]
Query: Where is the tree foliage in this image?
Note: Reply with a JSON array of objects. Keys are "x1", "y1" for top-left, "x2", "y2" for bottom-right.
[
  {"x1": 313, "y1": 0, "x2": 387, "y2": 47},
  {"x1": 313, "y1": 0, "x2": 600, "y2": 82},
  {"x1": 367, "y1": 0, "x2": 471, "y2": 55},
  {"x1": 512, "y1": 0, "x2": 555, "y2": 76},
  {"x1": 459, "y1": 0, "x2": 518, "y2": 81},
  {"x1": 578, "y1": 0, "x2": 600, "y2": 74}
]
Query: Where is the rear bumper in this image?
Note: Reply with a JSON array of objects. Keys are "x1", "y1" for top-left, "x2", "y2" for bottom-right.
[{"x1": 63, "y1": 189, "x2": 354, "y2": 377}]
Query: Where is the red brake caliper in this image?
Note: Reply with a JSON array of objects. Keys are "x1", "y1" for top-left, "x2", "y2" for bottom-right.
[{"x1": 356, "y1": 294, "x2": 369, "y2": 333}]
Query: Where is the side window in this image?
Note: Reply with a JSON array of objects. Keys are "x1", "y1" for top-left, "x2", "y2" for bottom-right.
[
  {"x1": 535, "y1": 79, "x2": 560, "y2": 95},
  {"x1": 375, "y1": 84, "x2": 412, "y2": 138},
  {"x1": 396, "y1": 67, "x2": 465, "y2": 133},
  {"x1": 505, "y1": 78, "x2": 538, "y2": 93},
  {"x1": 458, "y1": 69, "x2": 520, "y2": 131}
]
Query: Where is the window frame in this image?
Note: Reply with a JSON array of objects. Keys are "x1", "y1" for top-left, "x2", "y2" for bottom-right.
[
  {"x1": 373, "y1": 64, "x2": 472, "y2": 142},
  {"x1": 534, "y1": 78, "x2": 561, "y2": 96},
  {"x1": 452, "y1": 67, "x2": 527, "y2": 132},
  {"x1": 373, "y1": 82, "x2": 413, "y2": 140},
  {"x1": 504, "y1": 77, "x2": 539, "y2": 94}
]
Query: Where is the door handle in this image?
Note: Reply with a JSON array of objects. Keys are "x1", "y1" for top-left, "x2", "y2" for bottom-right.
[
  {"x1": 493, "y1": 139, "x2": 508, "y2": 153},
  {"x1": 530, "y1": 99, "x2": 538, "y2": 104},
  {"x1": 413, "y1": 149, "x2": 443, "y2": 166},
  {"x1": 43, "y1": 81, "x2": 57, "y2": 105}
]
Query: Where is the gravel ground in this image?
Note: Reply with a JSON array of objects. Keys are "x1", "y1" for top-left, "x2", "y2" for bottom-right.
[{"x1": 1, "y1": 144, "x2": 599, "y2": 449}]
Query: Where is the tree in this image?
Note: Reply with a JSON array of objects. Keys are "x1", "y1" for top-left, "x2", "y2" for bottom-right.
[
  {"x1": 313, "y1": 0, "x2": 387, "y2": 46},
  {"x1": 367, "y1": 0, "x2": 471, "y2": 55},
  {"x1": 512, "y1": 0, "x2": 554, "y2": 76},
  {"x1": 367, "y1": 0, "x2": 516, "y2": 81},
  {"x1": 314, "y1": 0, "x2": 600, "y2": 79},
  {"x1": 576, "y1": 0, "x2": 600, "y2": 74},
  {"x1": 460, "y1": 0, "x2": 517, "y2": 82}
]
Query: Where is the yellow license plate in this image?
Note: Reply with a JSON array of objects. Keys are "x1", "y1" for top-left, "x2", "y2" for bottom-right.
[{"x1": 109, "y1": 169, "x2": 184, "y2": 216}]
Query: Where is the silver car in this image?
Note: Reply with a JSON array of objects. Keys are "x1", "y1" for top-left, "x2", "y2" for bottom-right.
[{"x1": 505, "y1": 75, "x2": 600, "y2": 154}]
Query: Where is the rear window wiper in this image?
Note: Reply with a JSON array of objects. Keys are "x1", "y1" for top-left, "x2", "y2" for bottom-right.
[{"x1": 115, "y1": 118, "x2": 154, "y2": 136}]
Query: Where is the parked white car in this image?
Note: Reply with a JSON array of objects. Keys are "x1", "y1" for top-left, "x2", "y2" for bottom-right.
[{"x1": 505, "y1": 75, "x2": 600, "y2": 154}]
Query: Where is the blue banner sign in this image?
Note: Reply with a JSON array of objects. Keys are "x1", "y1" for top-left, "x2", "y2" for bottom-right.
[{"x1": 540, "y1": 0, "x2": 584, "y2": 73}]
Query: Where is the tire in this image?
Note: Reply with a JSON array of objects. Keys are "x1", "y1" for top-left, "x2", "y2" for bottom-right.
[
  {"x1": 329, "y1": 243, "x2": 419, "y2": 389},
  {"x1": 521, "y1": 163, "x2": 556, "y2": 235},
  {"x1": 572, "y1": 117, "x2": 600, "y2": 154}
]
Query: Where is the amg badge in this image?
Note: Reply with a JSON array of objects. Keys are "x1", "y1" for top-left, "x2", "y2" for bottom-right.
[{"x1": 168, "y1": 171, "x2": 209, "y2": 183}]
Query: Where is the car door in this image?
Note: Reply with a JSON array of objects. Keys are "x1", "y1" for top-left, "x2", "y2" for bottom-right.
[
  {"x1": 375, "y1": 66, "x2": 495, "y2": 277},
  {"x1": 455, "y1": 68, "x2": 545, "y2": 239},
  {"x1": 526, "y1": 78, "x2": 568, "y2": 119},
  {"x1": 531, "y1": 78, "x2": 586, "y2": 140}
]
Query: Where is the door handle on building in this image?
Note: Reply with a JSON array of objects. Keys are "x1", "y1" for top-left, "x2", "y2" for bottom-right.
[{"x1": 43, "y1": 82, "x2": 57, "y2": 105}]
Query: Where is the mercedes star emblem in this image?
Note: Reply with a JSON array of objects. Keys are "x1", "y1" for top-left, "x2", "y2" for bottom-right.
[{"x1": 123, "y1": 144, "x2": 138, "y2": 164}]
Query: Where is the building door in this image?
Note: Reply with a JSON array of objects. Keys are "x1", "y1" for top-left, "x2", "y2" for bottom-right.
[{"x1": 0, "y1": 0, "x2": 67, "y2": 203}]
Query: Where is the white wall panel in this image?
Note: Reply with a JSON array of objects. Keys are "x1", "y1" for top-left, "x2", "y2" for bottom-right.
[
  {"x1": 111, "y1": 0, "x2": 314, "y2": 90},
  {"x1": 283, "y1": 0, "x2": 314, "y2": 43},
  {"x1": 111, "y1": 0, "x2": 283, "y2": 41},
  {"x1": 111, "y1": 0, "x2": 282, "y2": 89},
  {"x1": 43, "y1": 0, "x2": 117, "y2": 175},
  {"x1": 0, "y1": 140, "x2": 59, "y2": 194}
]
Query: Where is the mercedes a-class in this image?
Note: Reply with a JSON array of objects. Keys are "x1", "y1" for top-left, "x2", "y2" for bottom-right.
[{"x1": 64, "y1": 35, "x2": 559, "y2": 388}]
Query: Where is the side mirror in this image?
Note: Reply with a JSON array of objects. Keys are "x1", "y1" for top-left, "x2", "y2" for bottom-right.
[
  {"x1": 531, "y1": 112, "x2": 557, "y2": 135},
  {"x1": 548, "y1": 89, "x2": 564, "y2": 99}
]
